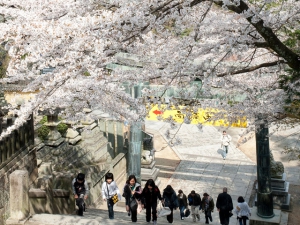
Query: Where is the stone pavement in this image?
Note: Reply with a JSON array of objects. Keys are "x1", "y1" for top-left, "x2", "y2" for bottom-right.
[{"x1": 146, "y1": 121, "x2": 257, "y2": 225}]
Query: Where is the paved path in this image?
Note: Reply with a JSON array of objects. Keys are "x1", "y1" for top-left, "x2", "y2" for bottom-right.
[{"x1": 146, "y1": 121, "x2": 288, "y2": 225}]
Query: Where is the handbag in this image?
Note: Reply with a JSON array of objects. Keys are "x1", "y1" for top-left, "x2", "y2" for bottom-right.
[
  {"x1": 184, "y1": 208, "x2": 190, "y2": 217},
  {"x1": 106, "y1": 183, "x2": 119, "y2": 205},
  {"x1": 111, "y1": 193, "x2": 119, "y2": 204},
  {"x1": 129, "y1": 197, "x2": 143, "y2": 213},
  {"x1": 229, "y1": 212, "x2": 233, "y2": 217},
  {"x1": 158, "y1": 202, "x2": 171, "y2": 217},
  {"x1": 130, "y1": 197, "x2": 138, "y2": 211}
]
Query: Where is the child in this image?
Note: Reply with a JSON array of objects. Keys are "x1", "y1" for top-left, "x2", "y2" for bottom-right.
[{"x1": 101, "y1": 173, "x2": 121, "y2": 219}]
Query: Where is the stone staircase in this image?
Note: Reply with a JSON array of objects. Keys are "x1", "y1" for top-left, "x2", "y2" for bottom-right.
[{"x1": 25, "y1": 205, "x2": 199, "y2": 225}]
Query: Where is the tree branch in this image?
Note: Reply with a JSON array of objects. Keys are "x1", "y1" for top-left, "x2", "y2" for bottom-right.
[
  {"x1": 210, "y1": 0, "x2": 300, "y2": 71},
  {"x1": 216, "y1": 60, "x2": 286, "y2": 77},
  {"x1": 187, "y1": 0, "x2": 300, "y2": 71}
]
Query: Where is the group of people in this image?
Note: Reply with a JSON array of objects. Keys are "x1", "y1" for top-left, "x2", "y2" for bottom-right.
[
  {"x1": 72, "y1": 173, "x2": 251, "y2": 225},
  {"x1": 179, "y1": 189, "x2": 214, "y2": 224}
]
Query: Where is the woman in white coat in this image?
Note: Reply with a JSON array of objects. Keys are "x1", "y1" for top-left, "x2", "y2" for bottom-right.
[
  {"x1": 101, "y1": 172, "x2": 121, "y2": 219},
  {"x1": 234, "y1": 196, "x2": 251, "y2": 225}
]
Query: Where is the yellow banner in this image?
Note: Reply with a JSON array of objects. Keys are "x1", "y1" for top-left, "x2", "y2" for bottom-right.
[{"x1": 146, "y1": 104, "x2": 247, "y2": 128}]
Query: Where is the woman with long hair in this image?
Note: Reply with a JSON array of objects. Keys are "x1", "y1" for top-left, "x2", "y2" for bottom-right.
[
  {"x1": 101, "y1": 173, "x2": 121, "y2": 219},
  {"x1": 123, "y1": 174, "x2": 142, "y2": 222},
  {"x1": 141, "y1": 179, "x2": 162, "y2": 225}
]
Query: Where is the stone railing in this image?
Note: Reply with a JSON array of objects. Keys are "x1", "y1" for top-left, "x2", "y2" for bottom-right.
[{"x1": 0, "y1": 114, "x2": 34, "y2": 170}]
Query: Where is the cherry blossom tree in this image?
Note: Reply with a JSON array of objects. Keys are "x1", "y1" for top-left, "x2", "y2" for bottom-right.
[{"x1": 0, "y1": 0, "x2": 299, "y2": 140}]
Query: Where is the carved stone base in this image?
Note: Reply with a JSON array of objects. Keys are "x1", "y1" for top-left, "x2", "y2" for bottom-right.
[
  {"x1": 255, "y1": 173, "x2": 291, "y2": 211},
  {"x1": 141, "y1": 160, "x2": 156, "y2": 169},
  {"x1": 141, "y1": 167, "x2": 160, "y2": 181},
  {"x1": 249, "y1": 207, "x2": 281, "y2": 225}
]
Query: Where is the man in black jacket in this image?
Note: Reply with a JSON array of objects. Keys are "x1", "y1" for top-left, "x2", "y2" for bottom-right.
[
  {"x1": 188, "y1": 190, "x2": 202, "y2": 222},
  {"x1": 216, "y1": 187, "x2": 233, "y2": 225},
  {"x1": 72, "y1": 173, "x2": 89, "y2": 216}
]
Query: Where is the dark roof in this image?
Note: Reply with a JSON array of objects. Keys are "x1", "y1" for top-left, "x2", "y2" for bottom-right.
[{"x1": 1, "y1": 80, "x2": 37, "y2": 92}]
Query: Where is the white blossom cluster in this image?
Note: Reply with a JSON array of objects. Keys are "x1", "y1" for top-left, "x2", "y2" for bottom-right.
[{"x1": 0, "y1": 0, "x2": 299, "y2": 140}]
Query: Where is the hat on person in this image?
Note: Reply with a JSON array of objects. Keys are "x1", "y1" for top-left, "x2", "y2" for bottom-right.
[{"x1": 77, "y1": 173, "x2": 85, "y2": 181}]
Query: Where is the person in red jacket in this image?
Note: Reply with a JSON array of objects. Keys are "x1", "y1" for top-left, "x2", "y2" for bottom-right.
[{"x1": 141, "y1": 179, "x2": 163, "y2": 225}]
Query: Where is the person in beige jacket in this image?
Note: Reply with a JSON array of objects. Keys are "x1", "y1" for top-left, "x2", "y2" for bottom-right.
[{"x1": 221, "y1": 131, "x2": 231, "y2": 159}]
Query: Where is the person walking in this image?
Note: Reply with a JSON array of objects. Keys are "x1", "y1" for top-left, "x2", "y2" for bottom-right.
[
  {"x1": 72, "y1": 173, "x2": 89, "y2": 216},
  {"x1": 101, "y1": 173, "x2": 121, "y2": 219},
  {"x1": 188, "y1": 190, "x2": 202, "y2": 222},
  {"x1": 201, "y1": 193, "x2": 214, "y2": 224},
  {"x1": 141, "y1": 179, "x2": 162, "y2": 225},
  {"x1": 234, "y1": 196, "x2": 251, "y2": 225},
  {"x1": 123, "y1": 174, "x2": 142, "y2": 222},
  {"x1": 177, "y1": 189, "x2": 188, "y2": 220},
  {"x1": 221, "y1": 130, "x2": 232, "y2": 159},
  {"x1": 162, "y1": 185, "x2": 179, "y2": 224},
  {"x1": 216, "y1": 187, "x2": 233, "y2": 225}
]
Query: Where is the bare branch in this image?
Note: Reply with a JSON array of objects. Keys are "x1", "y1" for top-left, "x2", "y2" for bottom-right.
[{"x1": 216, "y1": 60, "x2": 286, "y2": 77}]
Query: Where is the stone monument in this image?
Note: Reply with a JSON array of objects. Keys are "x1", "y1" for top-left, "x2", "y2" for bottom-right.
[
  {"x1": 254, "y1": 145, "x2": 291, "y2": 211},
  {"x1": 140, "y1": 133, "x2": 160, "y2": 187},
  {"x1": 270, "y1": 152, "x2": 291, "y2": 210}
]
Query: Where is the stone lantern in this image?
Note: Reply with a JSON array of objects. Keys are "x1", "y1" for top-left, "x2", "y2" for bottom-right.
[{"x1": 41, "y1": 109, "x2": 64, "y2": 147}]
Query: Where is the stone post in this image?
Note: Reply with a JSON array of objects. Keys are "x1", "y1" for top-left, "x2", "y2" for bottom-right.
[
  {"x1": 6, "y1": 170, "x2": 29, "y2": 224},
  {"x1": 128, "y1": 122, "x2": 142, "y2": 183},
  {"x1": 0, "y1": 115, "x2": 3, "y2": 134},
  {"x1": 28, "y1": 113, "x2": 35, "y2": 145},
  {"x1": 255, "y1": 115, "x2": 274, "y2": 218}
]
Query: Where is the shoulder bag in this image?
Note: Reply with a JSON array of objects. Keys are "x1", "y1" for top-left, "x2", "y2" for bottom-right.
[
  {"x1": 106, "y1": 183, "x2": 119, "y2": 205},
  {"x1": 129, "y1": 185, "x2": 140, "y2": 211}
]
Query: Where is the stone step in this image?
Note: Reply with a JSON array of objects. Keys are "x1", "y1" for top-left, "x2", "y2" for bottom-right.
[{"x1": 25, "y1": 207, "x2": 195, "y2": 225}]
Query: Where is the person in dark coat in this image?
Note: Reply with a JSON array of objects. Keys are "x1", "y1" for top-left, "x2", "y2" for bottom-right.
[
  {"x1": 123, "y1": 174, "x2": 142, "y2": 222},
  {"x1": 201, "y1": 193, "x2": 214, "y2": 224},
  {"x1": 162, "y1": 185, "x2": 179, "y2": 223},
  {"x1": 216, "y1": 187, "x2": 233, "y2": 225},
  {"x1": 188, "y1": 190, "x2": 202, "y2": 222},
  {"x1": 72, "y1": 173, "x2": 89, "y2": 216},
  {"x1": 141, "y1": 179, "x2": 162, "y2": 225},
  {"x1": 177, "y1": 189, "x2": 188, "y2": 220}
]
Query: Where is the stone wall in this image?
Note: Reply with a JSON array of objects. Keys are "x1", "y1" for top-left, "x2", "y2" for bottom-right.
[
  {"x1": 0, "y1": 146, "x2": 37, "y2": 225},
  {"x1": 1, "y1": 113, "x2": 129, "y2": 223},
  {"x1": 28, "y1": 153, "x2": 127, "y2": 215}
]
